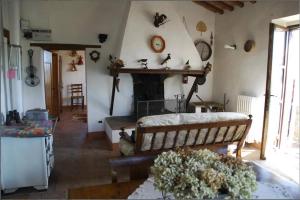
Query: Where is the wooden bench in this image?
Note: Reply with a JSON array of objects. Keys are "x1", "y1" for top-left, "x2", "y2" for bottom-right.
[{"x1": 119, "y1": 112, "x2": 252, "y2": 158}]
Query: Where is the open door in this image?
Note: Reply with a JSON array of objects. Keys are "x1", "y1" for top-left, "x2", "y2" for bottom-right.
[
  {"x1": 44, "y1": 51, "x2": 60, "y2": 119},
  {"x1": 44, "y1": 51, "x2": 52, "y2": 114},
  {"x1": 59, "y1": 55, "x2": 63, "y2": 113},
  {"x1": 52, "y1": 53, "x2": 60, "y2": 119},
  {"x1": 261, "y1": 24, "x2": 287, "y2": 159},
  {"x1": 261, "y1": 23, "x2": 299, "y2": 159}
]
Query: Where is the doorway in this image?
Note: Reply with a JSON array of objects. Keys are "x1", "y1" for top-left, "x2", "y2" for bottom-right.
[
  {"x1": 261, "y1": 16, "x2": 299, "y2": 183},
  {"x1": 264, "y1": 26, "x2": 299, "y2": 153},
  {"x1": 43, "y1": 50, "x2": 87, "y2": 124}
]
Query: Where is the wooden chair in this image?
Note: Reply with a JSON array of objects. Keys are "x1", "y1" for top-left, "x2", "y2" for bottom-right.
[{"x1": 70, "y1": 84, "x2": 84, "y2": 110}]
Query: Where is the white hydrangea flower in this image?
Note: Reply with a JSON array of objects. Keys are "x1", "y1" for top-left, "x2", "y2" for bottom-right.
[{"x1": 151, "y1": 149, "x2": 257, "y2": 199}]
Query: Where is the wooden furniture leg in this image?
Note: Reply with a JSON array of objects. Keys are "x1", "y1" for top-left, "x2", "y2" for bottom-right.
[
  {"x1": 236, "y1": 149, "x2": 242, "y2": 158},
  {"x1": 82, "y1": 97, "x2": 84, "y2": 110},
  {"x1": 71, "y1": 97, "x2": 73, "y2": 111}
]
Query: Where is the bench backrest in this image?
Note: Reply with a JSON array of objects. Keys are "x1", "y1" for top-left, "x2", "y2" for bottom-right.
[{"x1": 134, "y1": 113, "x2": 252, "y2": 157}]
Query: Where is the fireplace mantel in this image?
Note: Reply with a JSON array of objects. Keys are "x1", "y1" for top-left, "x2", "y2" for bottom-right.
[
  {"x1": 109, "y1": 66, "x2": 211, "y2": 116},
  {"x1": 109, "y1": 68, "x2": 205, "y2": 76}
]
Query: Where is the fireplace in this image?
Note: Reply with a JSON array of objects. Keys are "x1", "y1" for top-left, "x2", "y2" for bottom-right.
[
  {"x1": 132, "y1": 74, "x2": 186, "y2": 119},
  {"x1": 132, "y1": 74, "x2": 165, "y2": 118}
]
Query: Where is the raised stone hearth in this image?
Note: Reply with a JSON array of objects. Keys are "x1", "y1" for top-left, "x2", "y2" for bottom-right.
[{"x1": 104, "y1": 116, "x2": 136, "y2": 148}]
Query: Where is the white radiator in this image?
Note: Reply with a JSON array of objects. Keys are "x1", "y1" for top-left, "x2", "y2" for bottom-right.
[{"x1": 237, "y1": 95, "x2": 264, "y2": 143}]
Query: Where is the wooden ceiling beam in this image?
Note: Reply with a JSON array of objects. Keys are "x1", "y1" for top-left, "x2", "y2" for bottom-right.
[
  {"x1": 194, "y1": 1, "x2": 224, "y2": 15},
  {"x1": 210, "y1": 1, "x2": 234, "y2": 11},
  {"x1": 30, "y1": 43, "x2": 102, "y2": 50},
  {"x1": 227, "y1": 1, "x2": 244, "y2": 8}
]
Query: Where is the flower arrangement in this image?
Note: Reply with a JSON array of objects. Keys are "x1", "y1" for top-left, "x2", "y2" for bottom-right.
[{"x1": 151, "y1": 149, "x2": 257, "y2": 199}]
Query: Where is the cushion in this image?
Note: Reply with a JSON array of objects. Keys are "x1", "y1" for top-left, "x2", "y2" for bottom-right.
[
  {"x1": 138, "y1": 112, "x2": 248, "y2": 127},
  {"x1": 137, "y1": 113, "x2": 181, "y2": 127},
  {"x1": 179, "y1": 112, "x2": 249, "y2": 124},
  {"x1": 119, "y1": 138, "x2": 135, "y2": 156}
]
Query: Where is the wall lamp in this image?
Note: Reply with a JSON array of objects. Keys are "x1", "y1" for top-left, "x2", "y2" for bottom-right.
[{"x1": 224, "y1": 44, "x2": 237, "y2": 50}]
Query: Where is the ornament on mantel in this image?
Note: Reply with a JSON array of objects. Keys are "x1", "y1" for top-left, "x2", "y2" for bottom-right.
[
  {"x1": 184, "y1": 60, "x2": 191, "y2": 70},
  {"x1": 161, "y1": 53, "x2": 171, "y2": 66},
  {"x1": 182, "y1": 60, "x2": 191, "y2": 84},
  {"x1": 137, "y1": 59, "x2": 148, "y2": 69}
]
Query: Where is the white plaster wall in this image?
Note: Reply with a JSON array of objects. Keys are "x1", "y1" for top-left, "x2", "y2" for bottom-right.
[
  {"x1": 57, "y1": 50, "x2": 86, "y2": 106},
  {"x1": 118, "y1": 1, "x2": 215, "y2": 116},
  {"x1": 213, "y1": 1, "x2": 299, "y2": 112},
  {"x1": 21, "y1": 46, "x2": 46, "y2": 112},
  {"x1": 20, "y1": 0, "x2": 130, "y2": 132},
  {"x1": 173, "y1": 1, "x2": 215, "y2": 102}
]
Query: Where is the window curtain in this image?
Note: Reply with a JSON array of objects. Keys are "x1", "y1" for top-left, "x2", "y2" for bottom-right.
[
  {"x1": 0, "y1": 0, "x2": 5, "y2": 124},
  {"x1": 0, "y1": 0, "x2": 11, "y2": 125},
  {"x1": 0, "y1": 0, "x2": 4, "y2": 196}
]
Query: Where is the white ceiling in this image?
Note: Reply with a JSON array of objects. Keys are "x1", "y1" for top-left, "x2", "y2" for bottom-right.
[{"x1": 272, "y1": 14, "x2": 300, "y2": 27}]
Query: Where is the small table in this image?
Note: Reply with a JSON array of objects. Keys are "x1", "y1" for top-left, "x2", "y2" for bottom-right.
[
  {"x1": 67, "y1": 163, "x2": 300, "y2": 199},
  {"x1": 191, "y1": 101, "x2": 224, "y2": 112}
]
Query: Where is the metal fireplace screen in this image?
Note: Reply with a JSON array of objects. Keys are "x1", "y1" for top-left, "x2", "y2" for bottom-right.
[{"x1": 136, "y1": 99, "x2": 186, "y2": 119}]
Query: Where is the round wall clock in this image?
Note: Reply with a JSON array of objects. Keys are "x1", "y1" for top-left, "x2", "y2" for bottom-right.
[
  {"x1": 195, "y1": 40, "x2": 212, "y2": 61},
  {"x1": 150, "y1": 35, "x2": 165, "y2": 53}
]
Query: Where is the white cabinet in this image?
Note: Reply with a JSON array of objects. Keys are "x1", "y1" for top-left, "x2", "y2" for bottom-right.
[{"x1": 0, "y1": 135, "x2": 54, "y2": 193}]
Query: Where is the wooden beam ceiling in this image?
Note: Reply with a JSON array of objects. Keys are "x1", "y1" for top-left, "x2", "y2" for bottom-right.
[
  {"x1": 210, "y1": 1, "x2": 234, "y2": 11},
  {"x1": 30, "y1": 43, "x2": 102, "y2": 50},
  {"x1": 194, "y1": 1, "x2": 256, "y2": 15},
  {"x1": 227, "y1": 1, "x2": 244, "y2": 8},
  {"x1": 194, "y1": 1, "x2": 224, "y2": 14}
]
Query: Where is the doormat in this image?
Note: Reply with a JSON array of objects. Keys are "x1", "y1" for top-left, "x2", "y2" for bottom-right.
[{"x1": 72, "y1": 113, "x2": 87, "y2": 123}]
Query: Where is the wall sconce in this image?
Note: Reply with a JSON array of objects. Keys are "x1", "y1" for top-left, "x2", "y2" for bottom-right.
[{"x1": 224, "y1": 44, "x2": 237, "y2": 50}]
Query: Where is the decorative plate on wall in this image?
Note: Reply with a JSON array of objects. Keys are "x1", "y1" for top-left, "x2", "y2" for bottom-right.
[
  {"x1": 150, "y1": 35, "x2": 165, "y2": 53},
  {"x1": 244, "y1": 40, "x2": 255, "y2": 52},
  {"x1": 89, "y1": 50, "x2": 100, "y2": 62},
  {"x1": 195, "y1": 40, "x2": 212, "y2": 61},
  {"x1": 196, "y1": 21, "x2": 207, "y2": 35}
]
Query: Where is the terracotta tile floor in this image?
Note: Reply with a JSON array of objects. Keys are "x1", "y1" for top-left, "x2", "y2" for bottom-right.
[
  {"x1": 3, "y1": 108, "x2": 118, "y2": 199},
  {"x1": 3, "y1": 108, "x2": 299, "y2": 198}
]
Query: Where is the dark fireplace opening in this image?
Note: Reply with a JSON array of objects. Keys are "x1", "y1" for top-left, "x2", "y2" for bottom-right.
[
  {"x1": 132, "y1": 74, "x2": 187, "y2": 119},
  {"x1": 132, "y1": 74, "x2": 166, "y2": 118}
]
